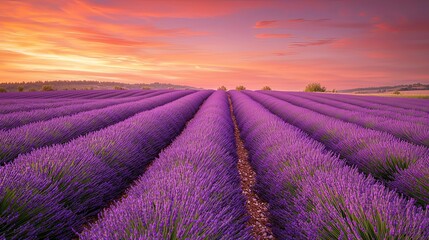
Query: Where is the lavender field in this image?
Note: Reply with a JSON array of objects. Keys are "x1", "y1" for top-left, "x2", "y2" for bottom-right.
[{"x1": 0, "y1": 90, "x2": 428, "y2": 239}]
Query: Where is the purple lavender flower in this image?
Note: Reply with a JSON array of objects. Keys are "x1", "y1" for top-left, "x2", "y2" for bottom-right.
[
  {"x1": 244, "y1": 90, "x2": 429, "y2": 206},
  {"x1": 231, "y1": 90, "x2": 428, "y2": 239},
  {"x1": 0, "y1": 91, "x2": 211, "y2": 239},
  {"x1": 80, "y1": 91, "x2": 251, "y2": 239}
]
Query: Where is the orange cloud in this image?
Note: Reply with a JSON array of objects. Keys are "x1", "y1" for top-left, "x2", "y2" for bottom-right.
[
  {"x1": 76, "y1": 35, "x2": 166, "y2": 47},
  {"x1": 72, "y1": 0, "x2": 271, "y2": 18}
]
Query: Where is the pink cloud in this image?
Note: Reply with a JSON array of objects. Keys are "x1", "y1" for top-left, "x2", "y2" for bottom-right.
[
  {"x1": 373, "y1": 20, "x2": 429, "y2": 33},
  {"x1": 290, "y1": 39, "x2": 336, "y2": 47},
  {"x1": 254, "y1": 18, "x2": 330, "y2": 28},
  {"x1": 254, "y1": 20, "x2": 279, "y2": 28},
  {"x1": 255, "y1": 33, "x2": 293, "y2": 39}
]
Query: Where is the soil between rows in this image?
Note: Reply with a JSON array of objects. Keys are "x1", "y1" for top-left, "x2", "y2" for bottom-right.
[{"x1": 228, "y1": 95, "x2": 275, "y2": 240}]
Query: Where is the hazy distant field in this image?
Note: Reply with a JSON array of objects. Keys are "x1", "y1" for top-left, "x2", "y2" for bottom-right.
[
  {"x1": 1, "y1": 90, "x2": 428, "y2": 239},
  {"x1": 351, "y1": 89, "x2": 429, "y2": 99}
]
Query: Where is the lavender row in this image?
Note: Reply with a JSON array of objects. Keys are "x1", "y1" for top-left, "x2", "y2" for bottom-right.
[
  {"x1": 0, "y1": 91, "x2": 166, "y2": 130},
  {"x1": 60, "y1": 90, "x2": 150, "y2": 99},
  {"x1": 334, "y1": 92, "x2": 429, "y2": 112},
  {"x1": 0, "y1": 98, "x2": 78, "y2": 106},
  {"x1": 0, "y1": 91, "x2": 211, "y2": 239},
  {"x1": 88, "y1": 90, "x2": 157, "y2": 99},
  {"x1": 308, "y1": 92, "x2": 429, "y2": 118},
  {"x1": 0, "y1": 91, "x2": 193, "y2": 165},
  {"x1": 0, "y1": 99, "x2": 94, "y2": 114},
  {"x1": 0, "y1": 89, "x2": 151, "y2": 99},
  {"x1": 231, "y1": 91, "x2": 428, "y2": 239},
  {"x1": 322, "y1": 92, "x2": 429, "y2": 113},
  {"x1": 262, "y1": 91, "x2": 429, "y2": 147},
  {"x1": 80, "y1": 91, "x2": 251, "y2": 239},
  {"x1": 0, "y1": 89, "x2": 117, "y2": 100},
  {"x1": 285, "y1": 91, "x2": 429, "y2": 125},
  {"x1": 0, "y1": 90, "x2": 162, "y2": 114},
  {"x1": 350, "y1": 94, "x2": 429, "y2": 111},
  {"x1": 245, "y1": 91, "x2": 429, "y2": 206}
]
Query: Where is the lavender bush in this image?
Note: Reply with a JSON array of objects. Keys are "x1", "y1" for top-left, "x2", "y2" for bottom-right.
[
  {"x1": 0, "y1": 96, "x2": 142, "y2": 130},
  {"x1": 285, "y1": 91, "x2": 429, "y2": 125},
  {"x1": 0, "y1": 99, "x2": 91, "y2": 114},
  {"x1": 245, "y1": 91, "x2": 429, "y2": 206},
  {"x1": 0, "y1": 91, "x2": 211, "y2": 239},
  {"x1": 0, "y1": 90, "x2": 192, "y2": 165},
  {"x1": 80, "y1": 91, "x2": 251, "y2": 239},
  {"x1": 301, "y1": 92, "x2": 429, "y2": 117},
  {"x1": 262, "y1": 91, "x2": 429, "y2": 147},
  {"x1": 231, "y1": 91, "x2": 429, "y2": 239}
]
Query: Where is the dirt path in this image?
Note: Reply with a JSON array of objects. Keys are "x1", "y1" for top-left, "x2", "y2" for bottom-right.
[{"x1": 228, "y1": 95, "x2": 275, "y2": 239}]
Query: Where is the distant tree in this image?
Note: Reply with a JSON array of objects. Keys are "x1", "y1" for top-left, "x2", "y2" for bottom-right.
[
  {"x1": 142, "y1": 86, "x2": 151, "y2": 90},
  {"x1": 17, "y1": 86, "x2": 24, "y2": 92},
  {"x1": 393, "y1": 90, "x2": 400, "y2": 95},
  {"x1": 0, "y1": 87, "x2": 7, "y2": 93},
  {"x1": 236, "y1": 85, "x2": 246, "y2": 91},
  {"x1": 114, "y1": 86, "x2": 126, "y2": 90},
  {"x1": 29, "y1": 88, "x2": 37, "y2": 92},
  {"x1": 261, "y1": 86, "x2": 272, "y2": 91},
  {"x1": 218, "y1": 86, "x2": 227, "y2": 91},
  {"x1": 42, "y1": 85, "x2": 54, "y2": 91},
  {"x1": 332, "y1": 89, "x2": 336, "y2": 93},
  {"x1": 304, "y1": 83, "x2": 326, "y2": 92}
]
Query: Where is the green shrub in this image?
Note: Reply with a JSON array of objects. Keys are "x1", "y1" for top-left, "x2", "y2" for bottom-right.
[
  {"x1": 42, "y1": 85, "x2": 54, "y2": 91},
  {"x1": 304, "y1": 83, "x2": 326, "y2": 92}
]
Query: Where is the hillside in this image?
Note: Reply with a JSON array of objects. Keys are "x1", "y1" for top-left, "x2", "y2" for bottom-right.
[
  {"x1": 339, "y1": 83, "x2": 429, "y2": 93},
  {"x1": 0, "y1": 80, "x2": 199, "y2": 92}
]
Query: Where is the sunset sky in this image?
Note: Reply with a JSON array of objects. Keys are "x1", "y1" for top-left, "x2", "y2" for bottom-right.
[{"x1": 1, "y1": 0, "x2": 429, "y2": 90}]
